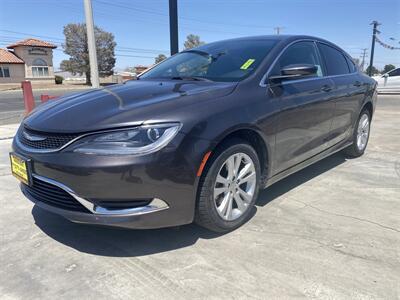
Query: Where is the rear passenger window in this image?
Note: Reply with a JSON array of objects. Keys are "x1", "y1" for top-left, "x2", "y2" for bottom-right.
[
  {"x1": 345, "y1": 56, "x2": 357, "y2": 73},
  {"x1": 318, "y1": 43, "x2": 350, "y2": 76}
]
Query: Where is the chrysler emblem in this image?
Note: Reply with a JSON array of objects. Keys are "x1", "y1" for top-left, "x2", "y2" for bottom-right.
[{"x1": 23, "y1": 131, "x2": 47, "y2": 142}]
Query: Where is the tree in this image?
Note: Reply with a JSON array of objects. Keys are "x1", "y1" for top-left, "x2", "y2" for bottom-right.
[
  {"x1": 184, "y1": 34, "x2": 205, "y2": 49},
  {"x1": 383, "y1": 64, "x2": 396, "y2": 74},
  {"x1": 60, "y1": 23, "x2": 116, "y2": 85},
  {"x1": 124, "y1": 66, "x2": 136, "y2": 73},
  {"x1": 365, "y1": 65, "x2": 380, "y2": 75},
  {"x1": 155, "y1": 54, "x2": 167, "y2": 64}
]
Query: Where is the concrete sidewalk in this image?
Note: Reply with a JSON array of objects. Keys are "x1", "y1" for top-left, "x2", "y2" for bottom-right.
[
  {"x1": 0, "y1": 123, "x2": 19, "y2": 140},
  {"x1": 0, "y1": 95, "x2": 399, "y2": 299}
]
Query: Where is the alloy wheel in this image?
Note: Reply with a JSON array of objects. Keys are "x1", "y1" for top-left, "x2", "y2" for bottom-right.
[
  {"x1": 357, "y1": 113, "x2": 370, "y2": 151},
  {"x1": 213, "y1": 152, "x2": 257, "y2": 221}
]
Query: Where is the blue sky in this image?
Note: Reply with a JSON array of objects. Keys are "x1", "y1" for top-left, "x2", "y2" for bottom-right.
[{"x1": 0, "y1": 0, "x2": 399, "y2": 71}]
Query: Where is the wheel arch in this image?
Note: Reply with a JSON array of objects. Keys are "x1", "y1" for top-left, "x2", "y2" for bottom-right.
[
  {"x1": 361, "y1": 101, "x2": 374, "y2": 119},
  {"x1": 208, "y1": 127, "x2": 271, "y2": 183}
]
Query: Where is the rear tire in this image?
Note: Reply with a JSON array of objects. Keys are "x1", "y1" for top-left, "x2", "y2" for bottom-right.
[
  {"x1": 344, "y1": 109, "x2": 371, "y2": 158},
  {"x1": 195, "y1": 139, "x2": 261, "y2": 233}
]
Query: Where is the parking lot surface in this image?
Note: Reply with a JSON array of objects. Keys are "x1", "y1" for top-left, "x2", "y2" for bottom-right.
[{"x1": 0, "y1": 95, "x2": 399, "y2": 299}]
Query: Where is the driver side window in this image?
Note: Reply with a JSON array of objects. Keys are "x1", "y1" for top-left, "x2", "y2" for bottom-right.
[{"x1": 271, "y1": 41, "x2": 323, "y2": 77}]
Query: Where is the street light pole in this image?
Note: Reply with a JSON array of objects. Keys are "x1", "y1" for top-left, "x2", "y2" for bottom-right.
[
  {"x1": 169, "y1": 0, "x2": 179, "y2": 55},
  {"x1": 83, "y1": 0, "x2": 100, "y2": 88},
  {"x1": 368, "y1": 21, "x2": 380, "y2": 76}
]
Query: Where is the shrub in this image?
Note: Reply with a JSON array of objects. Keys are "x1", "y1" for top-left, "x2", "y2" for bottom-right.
[{"x1": 55, "y1": 75, "x2": 64, "y2": 84}]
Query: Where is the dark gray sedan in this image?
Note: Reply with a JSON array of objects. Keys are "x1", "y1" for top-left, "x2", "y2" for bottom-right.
[{"x1": 11, "y1": 35, "x2": 377, "y2": 232}]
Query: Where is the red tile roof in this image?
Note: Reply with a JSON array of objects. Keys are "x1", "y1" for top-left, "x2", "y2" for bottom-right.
[
  {"x1": 7, "y1": 38, "x2": 57, "y2": 49},
  {"x1": 0, "y1": 48, "x2": 24, "y2": 64}
]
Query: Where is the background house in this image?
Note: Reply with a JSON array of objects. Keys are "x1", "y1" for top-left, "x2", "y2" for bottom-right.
[
  {"x1": 0, "y1": 48, "x2": 25, "y2": 84},
  {"x1": 0, "y1": 38, "x2": 57, "y2": 86}
]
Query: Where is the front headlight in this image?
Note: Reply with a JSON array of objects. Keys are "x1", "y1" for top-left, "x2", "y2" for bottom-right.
[{"x1": 72, "y1": 123, "x2": 181, "y2": 155}]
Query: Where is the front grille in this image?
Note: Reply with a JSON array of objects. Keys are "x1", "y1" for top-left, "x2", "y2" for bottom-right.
[
  {"x1": 24, "y1": 176, "x2": 90, "y2": 213},
  {"x1": 18, "y1": 127, "x2": 80, "y2": 151}
]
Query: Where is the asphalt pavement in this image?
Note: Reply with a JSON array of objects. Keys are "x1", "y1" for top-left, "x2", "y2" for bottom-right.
[
  {"x1": 0, "y1": 95, "x2": 399, "y2": 299},
  {"x1": 0, "y1": 87, "x2": 89, "y2": 125}
]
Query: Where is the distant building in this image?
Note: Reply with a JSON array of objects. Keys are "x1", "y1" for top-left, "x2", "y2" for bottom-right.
[
  {"x1": 115, "y1": 71, "x2": 137, "y2": 81},
  {"x1": 54, "y1": 71, "x2": 86, "y2": 82},
  {"x1": 0, "y1": 38, "x2": 57, "y2": 85},
  {"x1": 135, "y1": 65, "x2": 150, "y2": 75}
]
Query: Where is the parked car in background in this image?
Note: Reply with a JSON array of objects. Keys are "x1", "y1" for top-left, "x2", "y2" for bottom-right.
[
  {"x1": 373, "y1": 67, "x2": 400, "y2": 93},
  {"x1": 11, "y1": 35, "x2": 377, "y2": 233}
]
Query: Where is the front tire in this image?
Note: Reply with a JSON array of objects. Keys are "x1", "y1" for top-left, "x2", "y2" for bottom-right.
[
  {"x1": 195, "y1": 139, "x2": 261, "y2": 233},
  {"x1": 344, "y1": 109, "x2": 371, "y2": 158}
]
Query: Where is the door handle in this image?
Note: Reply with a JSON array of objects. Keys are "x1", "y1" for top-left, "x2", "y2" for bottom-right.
[
  {"x1": 321, "y1": 85, "x2": 333, "y2": 92},
  {"x1": 353, "y1": 81, "x2": 362, "y2": 87}
]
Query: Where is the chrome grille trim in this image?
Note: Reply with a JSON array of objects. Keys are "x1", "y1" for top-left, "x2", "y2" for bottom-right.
[{"x1": 16, "y1": 127, "x2": 84, "y2": 153}]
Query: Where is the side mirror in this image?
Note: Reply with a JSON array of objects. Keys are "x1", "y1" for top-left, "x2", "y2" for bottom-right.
[
  {"x1": 383, "y1": 73, "x2": 389, "y2": 78},
  {"x1": 268, "y1": 64, "x2": 318, "y2": 83}
]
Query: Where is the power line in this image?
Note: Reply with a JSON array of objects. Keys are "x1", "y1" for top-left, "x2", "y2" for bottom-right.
[
  {"x1": 2, "y1": 39, "x2": 391, "y2": 64},
  {"x1": 52, "y1": 44, "x2": 154, "y2": 59},
  {"x1": 0, "y1": 30, "x2": 65, "y2": 42},
  {"x1": 0, "y1": 40, "x2": 157, "y2": 61},
  {"x1": 4, "y1": 2, "x2": 273, "y2": 43},
  {"x1": 0, "y1": 34, "x2": 168, "y2": 54},
  {"x1": 93, "y1": 0, "x2": 274, "y2": 30},
  {"x1": 89, "y1": 1, "x2": 270, "y2": 35}
]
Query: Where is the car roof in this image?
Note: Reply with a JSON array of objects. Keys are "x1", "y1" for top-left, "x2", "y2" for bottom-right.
[
  {"x1": 218, "y1": 34, "x2": 332, "y2": 43},
  {"x1": 211, "y1": 35, "x2": 347, "y2": 55}
]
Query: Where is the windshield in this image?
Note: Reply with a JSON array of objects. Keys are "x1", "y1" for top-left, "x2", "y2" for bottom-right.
[{"x1": 140, "y1": 39, "x2": 278, "y2": 82}]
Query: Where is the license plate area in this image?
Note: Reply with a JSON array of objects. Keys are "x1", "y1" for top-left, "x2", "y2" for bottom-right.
[{"x1": 10, "y1": 153, "x2": 32, "y2": 186}]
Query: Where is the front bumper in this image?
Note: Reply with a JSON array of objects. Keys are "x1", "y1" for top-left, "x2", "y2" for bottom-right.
[
  {"x1": 13, "y1": 132, "x2": 213, "y2": 229},
  {"x1": 21, "y1": 180, "x2": 179, "y2": 229}
]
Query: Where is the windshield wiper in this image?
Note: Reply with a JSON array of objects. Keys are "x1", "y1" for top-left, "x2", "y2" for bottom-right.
[
  {"x1": 185, "y1": 49, "x2": 226, "y2": 62},
  {"x1": 170, "y1": 76, "x2": 213, "y2": 82},
  {"x1": 184, "y1": 49, "x2": 211, "y2": 57}
]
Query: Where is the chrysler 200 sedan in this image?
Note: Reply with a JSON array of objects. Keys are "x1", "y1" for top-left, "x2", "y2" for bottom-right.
[{"x1": 11, "y1": 35, "x2": 377, "y2": 232}]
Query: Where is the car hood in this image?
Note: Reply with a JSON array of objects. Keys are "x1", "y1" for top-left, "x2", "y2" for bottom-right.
[{"x1": 24, "y1": 80, "x2": 237, "y2": 133}]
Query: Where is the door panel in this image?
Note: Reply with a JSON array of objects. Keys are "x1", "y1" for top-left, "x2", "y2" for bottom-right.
[
  {"x1": 268, "y1": 41, "x2": 336, "y2": 175},
  {"x1": 272, "y1": 78, "x2": 335, "y2": 174},
  {"x1": 317, "y1": 43, "x2": 365, "y2": 146},
  {"x1": 327, "y1": 74, "x2": 365, "y2": 146}
]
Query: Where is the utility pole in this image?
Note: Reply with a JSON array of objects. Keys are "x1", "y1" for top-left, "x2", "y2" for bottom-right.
[
  {"x1": 83, "y1": 0, "x2": 100, "y2": 88},
  {"x1": 360, "y1": 48, "x2": 368, "y2": 72},
  {"x1": 368, "y1": 21, "x2": 381, "y2": 76},
  {"x1": 274, "y1": 27, "x2": 284, "y2": 35},
  {"x1": 169, "y1": 0, "x2": 179, "y2": 55}
]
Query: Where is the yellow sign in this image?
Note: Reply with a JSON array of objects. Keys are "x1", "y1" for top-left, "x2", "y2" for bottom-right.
[
  {"x1": 10, "y1": 154, "x2": 29, "y2": 185},
  {"x1": 240, "y1": 59, "x2": 255, "y2": 70}
]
